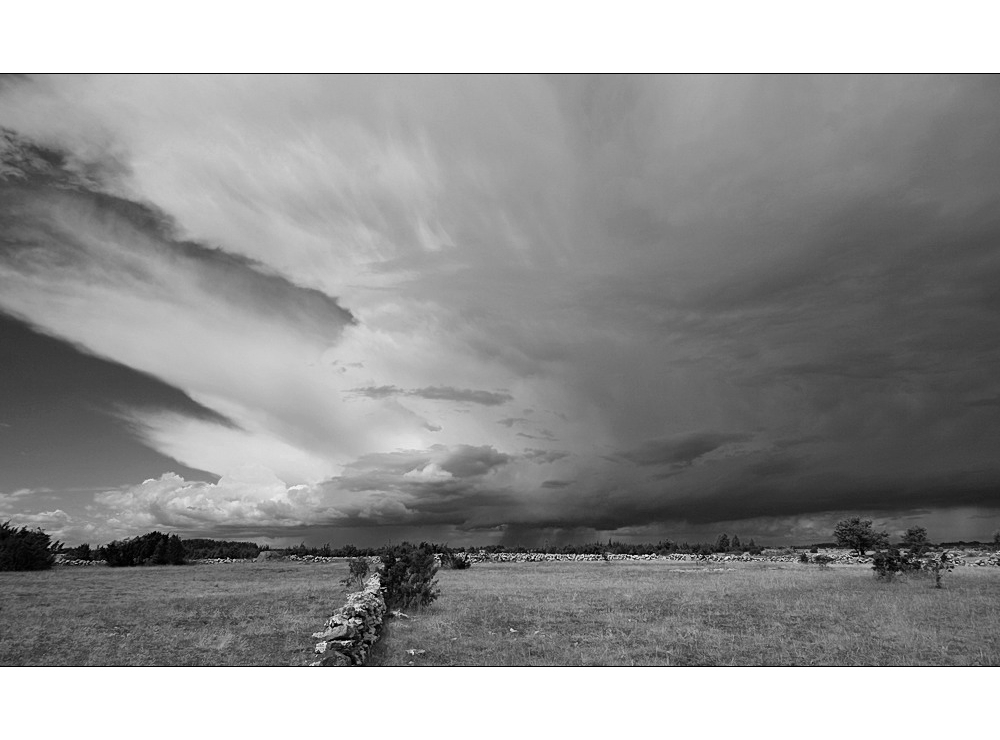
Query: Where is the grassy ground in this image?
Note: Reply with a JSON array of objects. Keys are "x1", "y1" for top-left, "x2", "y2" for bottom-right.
[
  {"x1": 0, "y1": 561, "x2": 350, "y2": 666},
  {"x1": 4, "y1": 559, "x2": 999, "y2": 666},
  {"x1": 367, "y1": 561, "x2": 1000, "y2": 666}
]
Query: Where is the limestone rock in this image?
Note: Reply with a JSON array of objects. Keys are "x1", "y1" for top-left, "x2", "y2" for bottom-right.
[
  {"x1": 313, "y1": 652, "x2": 351, "y2": 667},
  {"x1": 312, "y1": 624, "x2": 350, "y2": 640}
]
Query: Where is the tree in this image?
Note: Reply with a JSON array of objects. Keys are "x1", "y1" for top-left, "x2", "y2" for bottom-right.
[
  {"x1": 151, "y1": 538, "x2": 169, "y2": 565},
  {"x1": 715, "y1": 533, "x2": 730, "y2": 553},
  {"x1": 833, "y1": 517, "x2": 889, "y2": 557},
  {"x1": 166, "y1": 534, "x2": 186, "y2": 565},
  {"x1": 102, "y1": 531, "x2": 185, "y2": 566},
  {"x1": 901, "y1": 526, "x2": 929, "y2": 554},
  {"x1": 731, "y1": 534, "x2": 741, "y2": 551},
  {"x1": 65, "y1": 543, "x2": 92, "y2": 560},
  {"x1": 0, "y1": 521, "x2": 58, "y2": 571}
]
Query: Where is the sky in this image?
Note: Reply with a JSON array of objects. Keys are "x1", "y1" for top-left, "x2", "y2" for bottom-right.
[{"x1": 2, "y1": 73, "x2": 1000, "y2": 548}]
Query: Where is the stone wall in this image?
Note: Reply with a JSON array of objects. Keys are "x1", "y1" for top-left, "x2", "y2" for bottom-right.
[
  {"x1": 461, "y1": 550, "x2": 1000, "y2": 566},
  {"x1": 309, "y1": 571, "x2": 386, "y2": 666},
  {"x1": 54, "y1": 550, "x2": 1000, "y2": 568}
]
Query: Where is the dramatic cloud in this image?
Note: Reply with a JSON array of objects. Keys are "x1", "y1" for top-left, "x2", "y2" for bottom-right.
[
  {"x1": 3, "y1": 74, "x2": 1000, "y2": 546},
  {"x1": 617, "y1": 432, "x2": 750, "y2": 468},
  {"x1": 350, "y1": 385, "x2": 513, "y2": 406}
]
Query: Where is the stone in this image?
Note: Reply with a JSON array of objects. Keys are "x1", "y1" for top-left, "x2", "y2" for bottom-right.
[
  {"x1": 314, "y1": 652, "x2": 352, "y2": 667},
  {"x1": 312, "y1": 624, "x2": 350, "y2": 640}
]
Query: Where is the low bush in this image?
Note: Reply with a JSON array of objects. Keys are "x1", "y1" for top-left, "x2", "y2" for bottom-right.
[
  {"x1": 927, "y1": 553, "x2": 955, "y2": 589},
  {"x1": 440, "y1": 550, "x2": 472, "y2": 570},
  {"x1": 0, "y1": 521, "x2": 59, "y2": 571},
  {"x1": 813, "y1": 554, "x2": 834, "y2": 568},
  {"x1": 341, "y1": 556, "x2": 371, "y2": 589},
  {"x1": 379, "y1": 542, "x2": 440, "y2": 610},
  {"x1": 872, "y1": 548, "x2": 921, "y2": 581},
  {"x1": 798, "y1": 552, "x2": 810, "y2": 563}
]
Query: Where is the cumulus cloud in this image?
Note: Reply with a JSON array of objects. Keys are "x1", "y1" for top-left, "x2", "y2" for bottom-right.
[{"x1": 94, "y1": 466, "x2": 326, "y2": 531}]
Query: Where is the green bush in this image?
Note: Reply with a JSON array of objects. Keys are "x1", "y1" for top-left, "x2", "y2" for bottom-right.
[
  {"x1": 813, "y1": 554, "x2": 834, "y2": 568},
  {"x1": 798, "y1": 552, "x2": 810, "y2": 563},
  {"x1": 0, "y1": 521, "x2": 59, "y2": 571},
  {"x1": 872, "y1": 548, "x2": 921, "y2": 581},
  {"x1": 379, "y1": 542, "x2": 440, "y2": 610},
  {"x1": 440, "y1": 549, "x2": 472, "y2": 570},
  {"x1": 341, "y1": 556, "x2": 371, "y2": 589},
  {"x1": 927, "y1": 552, "x2": 954, "y2": 589}
]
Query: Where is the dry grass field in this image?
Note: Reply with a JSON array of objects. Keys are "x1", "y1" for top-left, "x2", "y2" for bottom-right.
[
  {"x1": 2, "y1": 559, "x2": 999, "y2": 666},
  {"x1": 0, "y1": 561, "x2": 351, "y2": 666},
  {"x1": 368, "y1": 560, "x2": 1000, "y2": 666}
]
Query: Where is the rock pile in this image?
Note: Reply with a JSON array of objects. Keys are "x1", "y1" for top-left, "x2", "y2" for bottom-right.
[
  {"x1": 198, "y1": 558, "x2": 254, "y2": 564},
  {"x1": 309, "y1": 571, "x2": 386, "y2": 667},
  {"x1": 55, "y1": 558, "x2": 106, "y2": 566}
]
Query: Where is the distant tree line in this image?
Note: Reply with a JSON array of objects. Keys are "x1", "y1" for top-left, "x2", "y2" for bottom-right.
[
  {"x1": 13, "y1": 521, "x2": 999, "y2": 575},
  {"x1": 180, "y1": 538, "x2": 262, "y2": 560},
  {"x1": 99, "y1": 531, "x2": 186, "y2": 567},
  {"x1": 62, "y1": 536, "x2": 265, "y2": 562}
]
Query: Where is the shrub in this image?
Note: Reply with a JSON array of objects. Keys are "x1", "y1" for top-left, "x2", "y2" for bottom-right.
[
  {"x1": 379, "y1": 542, "x2": 440, "y2": 610},
  {"x1": 341, "y1": 556, "x2": 371, "y2": 589},
  {"x1": 872, "y1": 547, "x2": 921, "y2": 581},
  {"x1": 440, "y1": 549, "x2": 472, "y2": 570},
  {"x1": 813, "y1": 554, "x2": 834, "y2": 568},
  {"x1": 0, "y1": 521, "x2": 59, "y2": 571},
  {"x1": 798, "y1": 552, "x2": 810, "y2": 564},
  {"x1": 809, "y1": 547, "x2": 819, "y2": 554},
  {"x1": 927, "y1": 552, "x2": 954, "y2": 589}
]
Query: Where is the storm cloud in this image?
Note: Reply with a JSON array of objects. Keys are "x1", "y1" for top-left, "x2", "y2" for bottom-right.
[{"x1": 3, "y1": 74, "x2": 1000, "y2": 546}]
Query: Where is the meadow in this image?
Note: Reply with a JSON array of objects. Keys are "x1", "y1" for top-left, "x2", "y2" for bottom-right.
[
  {"x1": 2, "y1": 559, "x2": 999, "y2": 666},
  {"x1": 369, "y1": 560, "x2": 1000, "y2": 666},
  {"x1": 0, "y1": 561, "x2": 351, "y2": 666}
]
